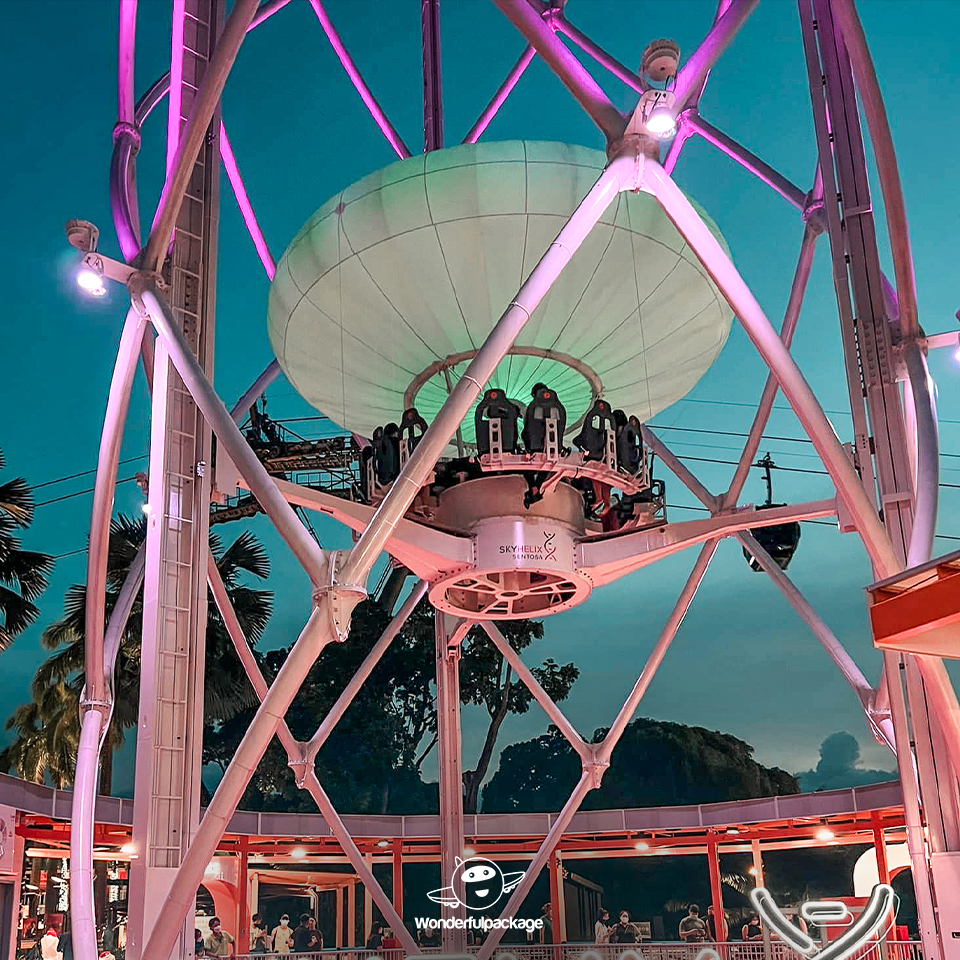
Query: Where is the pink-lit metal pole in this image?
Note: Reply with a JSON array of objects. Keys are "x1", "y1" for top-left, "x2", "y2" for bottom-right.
[
  {"x1": 249, "y1": 0, "x2": 294, "y2": 30},
  {"x1": 72, "y1": 308, "x2": 146, "y2": 960},
  {"x1": 684, "y1": 111, "x2": 807, "y2": 211},
  {"x1": 492, "y1": 0, "x2": 625, "y2": 143},
  {"x1": 830, "y1": 0, "x2": 918, "y2": 339},
  {"x1": 82, "y1": 308, "x2": 147, "y2": 709},
  {"x1": 671, "y1": 0, "x2": 759, "y2": 110},
  {"x1": 219, "y1": 122, "x2": 276, "y2": 279},
  {"x1": 164, "y1": 0, "x2": 186, "y2": 181},
  {"x1": 663, "y1": 121, "x2": 693, "y2": 175},
  {"x1": 477, "y1": 771, "x2": 593, "y2": 960},
  {"x1": 902, "y1": 342, "x2": 938, "y2": 567},
  {"x1": 723, "y1": 225, "x2": 819, "y2": 504},
  {"x1": 306, "y1": 0, "x2": 411, "y2": 160},
  {"x1": 303, "y1": 581, "x2": 429, "y2": 760},
  {"x1": 480, "y1": 621, "x2": 591, "y2": 759},
  {"x1": 597, "y1": 540, "x2": 719, "y2": 760},
  {"x1": 463, "y1": 44, "x2": 536, "y2": 144},
  {"x1": 643, "y1": 160, "x2": 899, "y2": 579},
  {"x1": 135, "y1": 283, "x2": 327, "y2": 581},
  {"x1": 230, "y1": 358, "x2": 281, "y2": 424},
  {"x1": 112, "y1": 0, "x2": 142, "y2": 258},
  {"x1": 554, "y1": 18, "x2": 645, "y2": 94},
  {"x1": 342, "y1": 152, "x2": 640, "y2": 587},
  {"x1": 883, "y1": 653, "x2": 941, "y2": 955},
  {"x1": 207, "y1": 560, "x2": 421, "y2": 956},
  {"x1": 144, "y1": 0, "x2": 259, "y2": 271}
]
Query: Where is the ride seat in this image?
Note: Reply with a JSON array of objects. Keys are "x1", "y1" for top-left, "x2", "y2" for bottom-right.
[
  {"x1": 522, "y1": 385, "x2": 567, "y2": 453},
  {"x1": 399, "y1": 407, "x2": 429, "y2": 457},
  {"x1": 475, "y1": 389, "x2": 520, "y2": 455},
  {"x1": 373, "y1": 423, "x2": 401, "y2": 484},
  {"x1": 616, "y1": 414, "x2": 643, "y2": 475},
  {"x1": 573, "y1": 399, "x2": 616, "y2": 461}
]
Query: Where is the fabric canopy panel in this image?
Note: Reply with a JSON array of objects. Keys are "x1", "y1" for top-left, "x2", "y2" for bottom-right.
[{"x1": 268, "y1": 141, "x2": 734, "y2": 443}]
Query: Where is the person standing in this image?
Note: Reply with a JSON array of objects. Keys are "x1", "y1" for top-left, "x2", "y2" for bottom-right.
[
  {"x1": 194, "y1": 928, "x2": 207, "y2": 957},
  {"x1": 679, "y1": 905, "x2": 708, "y2": 943},
  {"x1": 295, "y1": 915, "x2": 321, "y2": 954},
  {"x1": 539, "y1": 904, "x2": 554, "y2": 944},
  {"x1": 610, "y1": 911, "x2": 639, "y2": 944},
  {"x1": 366, "y1": 922, "x2": 384, "y2": 950},
  {"x1": 250, "y1": 913, "x2": 270, "y2": 954},
  {"x1": 272, "y1": 914, "x2": 294, "y2": 955},
  {"x1": 203, "y1": 918, "x2": 235, "y2": 958},
  {"x1": 308, "y1": 918, "x2": 323, "y2": 953},
  {"x1": 706, "y1": 905, "x2": 725, "y2": 942},
  {"x1": 594, "y1": 908, "x2": 612, "y2": 944}
]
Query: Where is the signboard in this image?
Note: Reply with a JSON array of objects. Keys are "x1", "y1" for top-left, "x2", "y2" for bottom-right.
[
  {"x1": 636, "y1": 922, "x2": 652, "y2": 941},
  {"x1": 0, "y1": 804, "x2": 16, "y2": 875}
]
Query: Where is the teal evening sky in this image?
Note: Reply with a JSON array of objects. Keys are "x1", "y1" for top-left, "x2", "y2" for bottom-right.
[{"x1": 2, "y1": 0, "x2": 959, "y2": 795}]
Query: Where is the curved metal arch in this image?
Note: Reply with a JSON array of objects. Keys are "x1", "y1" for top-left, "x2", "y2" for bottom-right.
[{"x1": 69, "y1": 2, "x2": 959, "y2": 959}]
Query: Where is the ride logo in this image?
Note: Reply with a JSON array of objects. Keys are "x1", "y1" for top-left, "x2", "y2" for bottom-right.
[{"x1": 498, "y1": 530, "x2": 558, "y2": 562}]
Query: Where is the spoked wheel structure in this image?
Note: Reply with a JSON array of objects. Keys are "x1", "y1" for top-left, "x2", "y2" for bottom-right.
[{"x1": 64, "y1": 2, "x2": 960, "y2": 959}]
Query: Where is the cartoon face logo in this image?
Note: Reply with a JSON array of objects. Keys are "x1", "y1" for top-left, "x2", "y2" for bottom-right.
[{"x1": 427, "y1": 857, "x2": 524, "y2": 911}]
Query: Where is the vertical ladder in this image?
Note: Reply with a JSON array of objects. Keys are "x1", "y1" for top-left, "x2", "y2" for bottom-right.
[{"x1": 127, "y1": 1, "x2": 221, "y2": 956}]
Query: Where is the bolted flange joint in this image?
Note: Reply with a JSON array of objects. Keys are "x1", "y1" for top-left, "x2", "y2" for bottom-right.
[
  {"x1": 312, "y1": 550, "x2": 367, "y2": 643},
  {"x1": 127, "y1": 270, "x2": 167, "y2": 311},
  {"x1": 583, "y1": 754, "x2": 610, "y2": 790},
  {"x1": 802, "y1": 190, "x2": 826, "y2": 234},
  {"x1": 112, "y1": 120, "x2": 142, "y2": 153},
  {"x1": 287, "y1": 756, "x2": 311, "y2": 789}
]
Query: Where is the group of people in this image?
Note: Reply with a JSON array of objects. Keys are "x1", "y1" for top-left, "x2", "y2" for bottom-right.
[
  {"x1": 593, "y1": 905, "x2": 777, "y2": 944},
  {"x1": 193, "y1": 912, "x2": 326, "y2": 956},
  {"x1": 191, "y1": 913, "x2": 412, "y2": 957}
]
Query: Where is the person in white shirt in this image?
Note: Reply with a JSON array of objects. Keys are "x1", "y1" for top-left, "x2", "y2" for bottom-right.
[
  {"x1": 271, "y1": 914, "x2": 295, "y2": 955},
  {"x1": 39, "y1": 929, "x2": 63, "y2": 960},
  {"x1": 595, "y1": 908, "x2": 611, "y2": 944}
]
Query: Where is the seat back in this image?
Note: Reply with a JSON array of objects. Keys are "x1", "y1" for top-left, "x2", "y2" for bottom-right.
[
  {"x1": 373, "y1": 423, "x2": 400, "y2": 483},
  {"x1": 399, "y1": 407, "x2": 429, "y2": 463},
  {"x1": 617, "y1": 415, "x2": 643, "y2": 475},
  {"x1": 522, "y1": 386, "x2": 567, "y2": 454},
  {"x1": 475, "y1": 389, "x2": 519, "y2": 455},
  {"x1": 573, "y1": 398, "x2": 616, "y2": 460}
]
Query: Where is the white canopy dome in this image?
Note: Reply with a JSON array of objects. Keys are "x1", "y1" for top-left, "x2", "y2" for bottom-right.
[{"x1": 268, "y1": 140, "x2": 734, "y2": 442}]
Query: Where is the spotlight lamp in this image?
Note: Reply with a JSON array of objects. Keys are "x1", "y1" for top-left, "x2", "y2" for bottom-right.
[
  {"x1": 66, "y1": 218, "x2": 145, "y2": 298},
  {"x1": 638, "y1": 89, "x2": 678, "y2": 139}
]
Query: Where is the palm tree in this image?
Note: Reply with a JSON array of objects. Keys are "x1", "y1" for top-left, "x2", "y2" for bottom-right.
[
  {"x1": 0, "y1": 448, "x2": 53, "y2": 650},
  {"x1": 0, "y1": 514, "x2": 273, "y2": 792}
]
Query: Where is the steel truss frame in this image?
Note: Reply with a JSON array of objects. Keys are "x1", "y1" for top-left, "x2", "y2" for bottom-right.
[{"x1": 69, "y1": 2, "x2": 960, "y2": 959}]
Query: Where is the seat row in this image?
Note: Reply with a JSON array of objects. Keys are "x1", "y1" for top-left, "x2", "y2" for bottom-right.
[{"x1": 361, "y1": 383, "x2": 648, "y2": 491}]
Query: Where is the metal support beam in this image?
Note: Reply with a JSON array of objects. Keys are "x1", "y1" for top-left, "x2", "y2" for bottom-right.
[
  {"x1": 707, "y1": 834, "x2": 727, "y2": 943},
  {"x1": 463, "y1": 44, "x2": 535, "y2": 145},
  {"x1": 491, "y1": 0, "x2": 625, "y2": 144},
  {"x1": 436, "y1": 612, "x2": 466, "y2": 952},
  {"x1": 128, "y1": 4, "x2": 225, "y2": 954},
  {"x1": 421, "y1": 0, "x2": 443, "y2": 151}
]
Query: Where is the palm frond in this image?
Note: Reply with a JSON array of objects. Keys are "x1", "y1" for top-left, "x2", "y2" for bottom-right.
[
  {"x1": 0, "y1": 477, "x2": 34, "y2": 527},
  {"x1": 217, "y1": 530, "x2": 271, "y2": 581}
]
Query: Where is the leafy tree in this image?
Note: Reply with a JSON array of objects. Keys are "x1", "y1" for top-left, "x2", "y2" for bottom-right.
[
  {"x1": 0, "y1": 448, "x2": 53, "y2": 650},
  {"x1": 0, "y1": 516, "x2": 272, "y2": 792},
  {"x1": 205, "y1": 598, "x2": 577, "y2": 816},
  {"x1": 384, "y1": 601, "x2": 579, "y2": 814},
  {"x1": 482, "y1": 719, "x2": 799, "y2": 812},
  {"x1": 204, "y1": 598, "x2": 436, "y2": 814}
]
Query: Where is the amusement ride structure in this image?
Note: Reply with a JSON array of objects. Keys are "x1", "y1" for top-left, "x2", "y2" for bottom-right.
[{"x1": 62, "y1": 1, "x2": 960, "y2": 959}]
